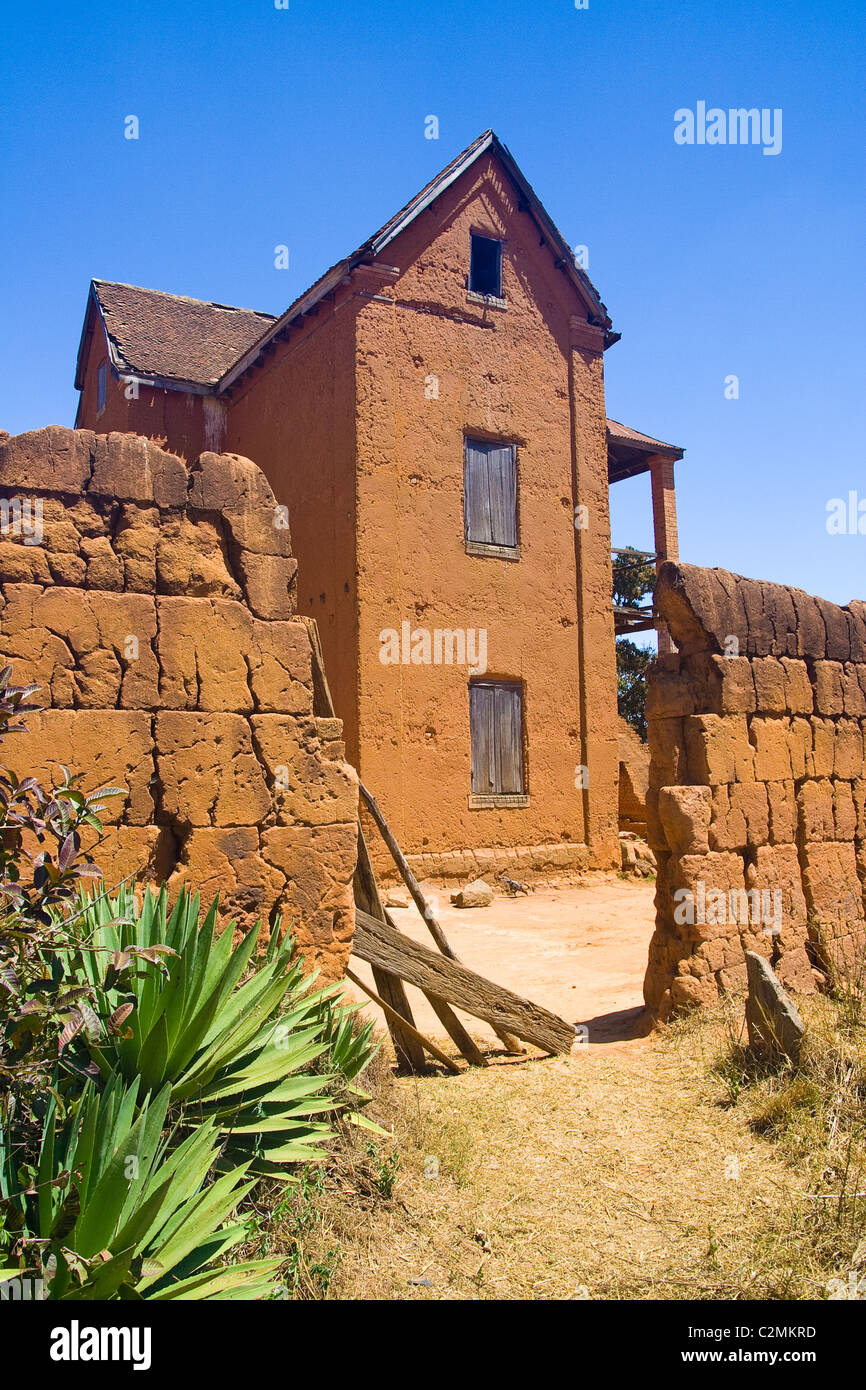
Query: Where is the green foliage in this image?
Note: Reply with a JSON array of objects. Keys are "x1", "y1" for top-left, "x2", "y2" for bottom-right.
[
  {"x1": 365, "y1": 1140, "x2": 400, "y2": 1199},
  {"x1": 0, "y1": 1074, "x2": 283, "y2": 1299},
  {"x1": 0, "y1": 666, "x2": 131, "y2": 1107},
  {"x1": 612, "y1": 548, "x2": 655, "y2": 610},
  {"x1": 73, "y1": 884, "x2": 377, "y2": 1175},
  {"x1": 616, "y1": 638, "x2": 653, "y2": 741},
  {"x1": 0, "y1": 664, "x2": 380, "y2": 1299}
]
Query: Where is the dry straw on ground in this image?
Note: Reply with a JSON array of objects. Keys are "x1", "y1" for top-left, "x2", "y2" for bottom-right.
[{"x1": 248, "y1": 978, "x2": 866, "y2": 1300}]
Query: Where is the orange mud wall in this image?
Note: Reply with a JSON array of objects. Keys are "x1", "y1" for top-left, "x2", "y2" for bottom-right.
[
  {"x1": 224, "y1": 303, "x2": 361, "y2": 764},
  {"x1": 354, "y1": 151, "x2": 619, "y2": 877}
]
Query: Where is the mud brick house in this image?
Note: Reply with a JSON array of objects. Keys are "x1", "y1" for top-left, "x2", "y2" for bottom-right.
[{"x1": 74, "y1": 130, "x2": 683, "y2": 879}]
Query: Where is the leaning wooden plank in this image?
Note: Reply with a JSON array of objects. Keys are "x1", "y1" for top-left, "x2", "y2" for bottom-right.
[
  {"x1": 358, "y1": 779, "x2": 523, "y2": 1056},
  {"x1": 359, "y1": 779, "x2": 454, "y2": 958},
  {"x1": 353, "y1": 908, "x2": 576, "y2": 1055},
  {"x1": 423, "y1": 991, "x2": 488, "y2": 1068},
  {"x1": 300, "y1": 616, "x2": 426, "y2": 1073},
  {"x1": 345, "y1": 969, "x2": 462, "y2": 1074},
  {"x1": 300, "y1": 615, "x2": 337, "y2": 720},
  {"x1": 354, "y1": 829, "x2": 426, "y2": 1073}
]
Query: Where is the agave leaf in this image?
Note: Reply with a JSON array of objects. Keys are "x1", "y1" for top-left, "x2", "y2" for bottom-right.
[
  {"x1": 161, "y1": 920, "x2": 261, "y2": 1082},
  {"x1": 36, "y1": 1092, "x2": 58, "y2": 1236},
  {"x1": 194, "y1": 1028, "x2": 326, "y2": 1101},
  {"x1": 73, "y1": 1084, "x2": 170, "y2": 1258},
  {"x1": 135, "y1": 1012, "x2": 170, "y2": 1093},
  {"x1": 219, "y1": 1102, "x2": 334, "y2": 1134},
  {"x1": 345, "y1": 1112, "x2": 389, "y2": 1136},
  {"x1": 60, "y1": 1247, "x2": 136, "y2": 1301},
  {"x1": 246, "y1": 1137, "x2": 331, "y2": 1166},
  {"x1": 147, "y1": 1257, "x2": 285, "y2": 1301},
  {"x1": 137, "y1": 1170, "x2": 259, "y2": 1290}
]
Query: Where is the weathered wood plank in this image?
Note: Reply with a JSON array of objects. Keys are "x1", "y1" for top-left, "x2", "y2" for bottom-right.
[
  {"x1": 301, "y1": 616, "x2": 427, "y2": 1073},
  {"x1": 353, "y1": 908, "x2": 576, "y2": 1055},
  {"x1": 359, "y1": 780, "x2": 455, "y2": 959},
  {"x1": 354, "y1": 828, "x2": 427, "y2": 1073},
  {"x1": 345, "y1": 969, "x2": 462, "y2": 1074},
  {"x1": 359, "y1": 780, "x2": 512, "y2": 1058},
  {"x1": 424, "y1": 992, "x2": 487, "y2": 1068}
]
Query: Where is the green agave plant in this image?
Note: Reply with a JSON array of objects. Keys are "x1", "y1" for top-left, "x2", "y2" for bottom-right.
[
  {"x1": 0, "y1": 1074, "x2": 283, "y2": 1299},
  {"x1": 72, "y1": 885, "x2": 378, "y2": 1176}
]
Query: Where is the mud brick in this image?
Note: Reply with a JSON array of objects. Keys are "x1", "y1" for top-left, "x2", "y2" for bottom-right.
[
  {"x1": 752, "y1": 656, "x2": 787, "y2": 714},
  {"x1": 155, "y1": 712, "x2": 270, "y2": 826},
  {"x1": 749, "y1": 717, "x2": 793, "y2": 782},
  {"x1": 813, "y1": 661, "x2": 845, "y2": 716},
  {"x1": 684, "y1": 713, "x2": 754, "y2": 785},
  {"x1": 766, "y1": 780, "x2": 797, "y2": 845}
]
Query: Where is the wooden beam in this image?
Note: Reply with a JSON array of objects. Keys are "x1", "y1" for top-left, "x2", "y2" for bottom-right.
[
  {"x1": 354, "y1": 827, "x2": 426, "y2": 1073},
  {"x1": 300, "y1": 615, "x2": 425, "y2": 1072},
  {"x1": 359, "y1": 780, "x2": 454, "y2": 958},
  {"x1": 353, "y1": 909, "x2": 576, "y2": 1056},
  {"x1": 345, "y1": 969, "x2": 462, "y2": 1074},
  {"x1": 358, "y1": 780, "x2": 522, "y2": 1055},
  {"x1": 422, "y1": 990, "x2": 487, "y2": 1068}
]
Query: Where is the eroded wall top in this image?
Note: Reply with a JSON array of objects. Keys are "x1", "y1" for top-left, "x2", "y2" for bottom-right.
[
  {"x1": 0, "y1": 426, "x2": 358, "y2": 980},
  {"x1": 644, "y1": 562, "x2": 866, "y2": 1019}
]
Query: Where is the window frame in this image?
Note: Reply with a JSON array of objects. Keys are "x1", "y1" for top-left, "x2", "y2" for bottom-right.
[
  {"x1": 468, "y1": 678, "x2": 528, "y2": 808},
  {"x1": 96, "y1": 361, "x2": 107, "y2": 416},
  {"x1": 463, "y1": 436, "x2": 520, "y2": 559},
  {"x1": 468, "y1": 232, "x2": 504, "y2": 301}
]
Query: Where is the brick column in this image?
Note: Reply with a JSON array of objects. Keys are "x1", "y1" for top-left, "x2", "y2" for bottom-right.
[{"x1": 649, "y1": 452, "x2": 679, "y2": 655}]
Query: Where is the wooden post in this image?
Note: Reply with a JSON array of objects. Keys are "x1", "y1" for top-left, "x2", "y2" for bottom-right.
[
  {"x1": 358, "y1": 780, "x2": 524, "y2": 1055},
  {"x1": 302, "y1": 615, "x2": 425, "y2": 1072},
  {"x1": 345, "y1": 969, "x2": 463, "y2": 1074}
]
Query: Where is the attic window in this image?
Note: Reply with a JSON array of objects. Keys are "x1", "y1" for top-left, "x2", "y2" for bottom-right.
[
  {"x1": 97, "y1": 362, "x2": 107, "y2": 415},
  {"x1": 469, "y1": 234, "x2": 502, "y2": 298}
]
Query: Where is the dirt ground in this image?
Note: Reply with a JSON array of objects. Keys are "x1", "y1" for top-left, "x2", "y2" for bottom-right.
[
  {"x1": 295, "y1": 876, "x2": 839, "y2": 1300},
  {"x1": 345, "y1": 873, "x2": 656, "y2": 1052},
  {"x1": 307, "y1": 1011, "x2": 812, "y2": 1301}
]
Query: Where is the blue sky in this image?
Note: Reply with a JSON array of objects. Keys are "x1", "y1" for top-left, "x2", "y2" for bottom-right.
[{"x1": 1, "y1": 0, "x2": 863, "y2": 606}]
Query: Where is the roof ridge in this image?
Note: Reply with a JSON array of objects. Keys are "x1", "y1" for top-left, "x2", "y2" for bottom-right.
[
  {"x1": 220, "y1": 128, "x2": 613, "y2": 392},
  {"x1": 92, "y1": 278, "x2": 276, "y2": 320}
]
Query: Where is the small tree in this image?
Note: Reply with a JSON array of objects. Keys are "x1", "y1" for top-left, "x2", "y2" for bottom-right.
[
  {"x1": 616, "y1": 639, "x2": 653, "y2": 741},
  {"x1": 612, "y1": 548, "x2": 656, "y2": 741},
  {"x1": 612, "y1": 548, "x2": 656, "y2": 610}
]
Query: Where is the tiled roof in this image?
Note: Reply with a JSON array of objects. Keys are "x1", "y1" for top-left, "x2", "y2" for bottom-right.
[
  {"x1": 90, "y1": 280, "x2": 276, "y2": 387},
  {"x1": 606, "y1": 418, "x2": 682, "y2": 455},
  {"x1": 80, "y1": 134, "x2": 616, "y2": 396}
]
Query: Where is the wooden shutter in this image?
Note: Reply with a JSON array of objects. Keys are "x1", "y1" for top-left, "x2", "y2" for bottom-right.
[
  {"x1": 470, "y1": 683, "x2": 496, "y2": 793},
  {"x1": 464, "y1": 440, "x2": 517, "y2": 547},
  {"x1": 496, "y1": 684, "x2": 524, "y2": 793},
  {"x1": 470, "y1": 682, "x2": 524, "y2": 795},
  {"x1": 465, "y1": 439, "x2": 493, "y2": 544},
  {"x1": 487, "y1": 445, "x2": 517, "y2": 547}
]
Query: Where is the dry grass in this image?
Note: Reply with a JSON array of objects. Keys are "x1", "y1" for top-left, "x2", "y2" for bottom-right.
[{"x1": 240, "y1": 959, "x2": 866, "y2": 1301}]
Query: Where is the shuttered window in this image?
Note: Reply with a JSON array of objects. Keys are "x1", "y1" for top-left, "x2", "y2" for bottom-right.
[
  {"x1": 464, "y1": 438, "x2": 517, "y2": 550},
  {"x1": 470, "y1": 681, "x2": 525, "y2": 797},
  {"x1": 469, "y1": 234, "x2": 502, "y2": 297}
]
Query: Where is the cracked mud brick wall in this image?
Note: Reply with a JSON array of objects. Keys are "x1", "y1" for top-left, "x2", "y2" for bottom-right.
[
  {"x1": 0, "y1": 426, "x2": 358, "y2": 980},
  {"x1": 644, "y1": 562, "x2": 866, "y2": 1019}
]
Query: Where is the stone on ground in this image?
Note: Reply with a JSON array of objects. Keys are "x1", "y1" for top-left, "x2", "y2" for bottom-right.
[
  {"x1": 450, "y1": 878, "x2": 494, "y2": 909},
  {"x1": 745, "y1": 951, "x2": 806, "y2": 1063}
]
